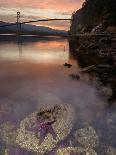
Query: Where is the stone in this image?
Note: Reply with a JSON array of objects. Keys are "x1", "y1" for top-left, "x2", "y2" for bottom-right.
[
  {"x1": 100, "y1": 86, "x2": 113, "y2": 98},
  {"x1": 0, "y1": 104, "x2": 75, "y2": 155},
  {"x1": 106, "y1": 146, "x2": 116, "y2": 155},
  {"x1": 0, "y1": 122, "x2": 17, "y2": 146},
  {"x1": 75, "y1": 126, "x2": 99, "y2": 149},
  {"x1": 56, "y1": 147, "x2": 97, "y2": 155},
  {"x1": 16, "y1": 104, "x2": 75, "y2": 154}
]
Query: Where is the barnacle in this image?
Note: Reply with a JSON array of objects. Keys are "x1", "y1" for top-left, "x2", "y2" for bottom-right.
[
  {"x1": 16, "y1": 104, "x2": 75, "y2": 154},
  {"x1": 75, "y1": 126, "x2": 99, "y2": 149},
  {"x1": 57, "y1": 147, "x2": 97, "y2": 155},
  {"x1": 0, "y1": 122, "x2": 17, "y2": 146}
]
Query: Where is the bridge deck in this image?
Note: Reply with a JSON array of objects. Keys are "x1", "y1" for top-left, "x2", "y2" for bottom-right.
[{"x1": 0, "y1": 18, "x2": 71, "y2": 28}]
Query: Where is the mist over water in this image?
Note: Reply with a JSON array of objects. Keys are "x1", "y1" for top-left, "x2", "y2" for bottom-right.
[{"x1": 0, "y1": 37, "x2": 116, "y2": 154}]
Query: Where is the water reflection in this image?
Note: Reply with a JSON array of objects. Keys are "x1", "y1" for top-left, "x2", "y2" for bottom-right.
[
  {"x1": 0, "y1": 36, "x2": 116, "y2": 155},
  {"x1": 0, "y1": 37, "x2": 69, "y2": 64}
]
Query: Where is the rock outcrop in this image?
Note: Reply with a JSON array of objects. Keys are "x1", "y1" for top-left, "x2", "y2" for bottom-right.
[
  {"x1": 70, "y1": 0, "x2": 116, "y2": 34},
  {"x1": 69, "y1": 34, "x2": 116, "y2": 102}
]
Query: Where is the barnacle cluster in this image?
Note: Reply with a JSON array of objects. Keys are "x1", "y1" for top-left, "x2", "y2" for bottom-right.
[
  {"x1": 57, "y1": 147, "x2": 97, "y2": 155},
  {"x1": 0, "y1": 122, "x2": 17, "y2": 146},
  {"x1": 16, "y1": 104, "x2": 74, "y2": 154},
  {"x1": 56, "y1": 126, "x2": 99, "y2": 155},
  {"x1": 75, "y1": 126, "x2": 99, "y2": 149}
]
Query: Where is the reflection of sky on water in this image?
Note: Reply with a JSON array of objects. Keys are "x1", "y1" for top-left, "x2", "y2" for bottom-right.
[
  {"x1": 0, "y1": 39, "x2": 69, "y2": 64},
  {"x1": 0, "y1": 38, "x2": 116, "y2": 155}
]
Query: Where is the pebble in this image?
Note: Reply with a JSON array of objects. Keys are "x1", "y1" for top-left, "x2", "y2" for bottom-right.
[{"x1": 74, "y1": 126, "x2": 99, "y2": 149}]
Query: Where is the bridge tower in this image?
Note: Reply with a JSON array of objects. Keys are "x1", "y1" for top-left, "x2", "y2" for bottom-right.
[
  {"x1": 17, "y1": 11, "x2": 21, "y2": 35},
  {"x1": 17, "y1": 12, "x2": 22, "y2": 58}
]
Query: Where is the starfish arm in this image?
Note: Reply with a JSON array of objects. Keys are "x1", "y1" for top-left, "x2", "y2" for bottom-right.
[
  {"x1": 39, "y1": 128, "x2": 47, "y2": 145},
  {"x1": 48, "y1": 125, "x2": 57, "y2": 140},
  {"x1": 29, "y1": 123, "x2": 40, "y2": 132}
]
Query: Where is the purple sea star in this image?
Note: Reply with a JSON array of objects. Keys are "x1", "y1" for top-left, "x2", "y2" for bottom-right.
[{"x1": 30, "y1": 120, "x2": 57, "y2": 145}]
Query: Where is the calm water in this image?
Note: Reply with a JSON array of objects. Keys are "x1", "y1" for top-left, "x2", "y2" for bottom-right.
[{"x1": 0, "y1": 36, "x2": 116, "y2": 155}]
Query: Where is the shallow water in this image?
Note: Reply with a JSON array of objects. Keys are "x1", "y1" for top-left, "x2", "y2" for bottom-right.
[{"x1": 0, "y1": 36, "x2": 116, "y2": 155}]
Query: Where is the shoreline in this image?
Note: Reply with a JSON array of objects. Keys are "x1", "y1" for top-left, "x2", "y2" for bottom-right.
[{"x1": 69, "y1": 33, "x2": 116, "y2": 103}]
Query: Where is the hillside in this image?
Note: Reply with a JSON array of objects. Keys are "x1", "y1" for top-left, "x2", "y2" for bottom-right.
[
  {"x1": 0, "y1": 22, "x2": 67, "y2": 36},
  {"x1": 70, "y1": 0, "x2": 116, "y2": 34}
]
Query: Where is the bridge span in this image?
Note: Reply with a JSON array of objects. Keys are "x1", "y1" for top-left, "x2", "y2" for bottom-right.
[{"x1": 0, "y1": 12, "x2": 71, "y2": 28}]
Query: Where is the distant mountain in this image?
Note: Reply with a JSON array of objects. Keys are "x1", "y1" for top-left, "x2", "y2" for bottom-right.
[{"x1": 0, "y1": 22, "x2": 67, "y2": 36}]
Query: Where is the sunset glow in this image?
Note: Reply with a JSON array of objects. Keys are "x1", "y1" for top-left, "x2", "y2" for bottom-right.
[
  {"x1": 0, "y1": 39, "x2": 69, "y2": 64},
  {"x1": 0, "y1": 0, "x2": 84, "y2": 30}
]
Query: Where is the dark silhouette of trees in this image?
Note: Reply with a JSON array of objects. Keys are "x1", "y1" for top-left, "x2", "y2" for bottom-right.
[{"x1": 70, "y1": 0, "x2": 116, "y2": 33}]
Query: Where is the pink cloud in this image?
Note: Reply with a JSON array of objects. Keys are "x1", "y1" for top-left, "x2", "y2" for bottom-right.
[
  {"x1": 0, "y1": 0, "x2": 84, "y2": 30},
  {"x1": 0, "y1": 0, "x2": 84, "y2": 12}
]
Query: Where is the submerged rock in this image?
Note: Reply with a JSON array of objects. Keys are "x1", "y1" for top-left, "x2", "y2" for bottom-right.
[
  {"x1": 75, "y1": 126, "x2": 99, "y2": 149},
  {"x1": 16, "y1": 104, "x2": 75, "y2": 154},
  {"x1": 0, "y1": 104, "x2": 75, "y2": 155},
  {"x1": 0, "y1": 122, "x2": 17, "y2": 146},
  {"x1": 69, "y1": 74, "x2": 80, "y2": 80},
  {"x1": 106, "y1": 146, "x2": 116, "y2": 155},
  {"x1": 56, "y1": 147, "x2": 97, "y2": 155},
  {"x1": 99, "y1": 86, "x2": 113, "y2": 98},
  {"x1": 63, "y1": 63, "x2": 72, "y2": 68}
]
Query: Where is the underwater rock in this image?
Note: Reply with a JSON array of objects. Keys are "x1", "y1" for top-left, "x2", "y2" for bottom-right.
[
  {"x1": 0, "y1": 100, "x2": 12, "y2": 117},
  {"x1": 16, "y1": 104, "x2": 75, "y2": 154},
  {"x1": 106, "y1": 146, "x2": 116, "y2": 155},
  {"x1": 0, "y1": 103, "x2": 75, "y2": 155},
  {"x1": 0, "y1": 122, "x2": 17, "y2": 146},
  {"x1": 75, "y1": 126, "x2": 99, "y2": 149},
  {"x1": 56, "y1": 147, "x2": 97, "y2": 155},
  {"x1": 99, "y1": 86, "x2": 113, "y2": 98},
  {"x1": 69, "y1": 74, "x2": 80, "y2": 80},
  {"x1": 63, "y1": 63, "x2": 72, "y2": 68}
]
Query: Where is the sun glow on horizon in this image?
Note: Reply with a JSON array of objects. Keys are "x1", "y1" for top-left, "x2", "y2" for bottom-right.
[{"x1": 0, "y1": 0, "x2": 84, "y2": 30}]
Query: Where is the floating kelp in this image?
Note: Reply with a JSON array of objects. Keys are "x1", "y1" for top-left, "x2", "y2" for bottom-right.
[
  {"x1": 75, "y1": 126, "x2": 99, "y2": 149},
  {"x1": 57, "y1": 146, "x2": 97, "y2": 155},
  {"x1": 16, "y1": 104, "x2": 75, "y2": 154}
]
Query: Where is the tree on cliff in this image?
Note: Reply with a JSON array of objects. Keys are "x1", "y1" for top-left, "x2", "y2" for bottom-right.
[{"x1": 70, "y1": 0, "x2": 116, "y2": 33}]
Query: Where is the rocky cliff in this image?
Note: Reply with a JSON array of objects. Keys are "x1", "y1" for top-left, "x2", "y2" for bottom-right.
[{"x1": 70, "y1": 0, "x2": 116, "y2": 34}]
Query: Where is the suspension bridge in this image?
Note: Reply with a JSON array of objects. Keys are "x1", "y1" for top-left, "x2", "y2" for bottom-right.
[{"x1": 0, "y1": 12, "x2": 71, "y2": 30}]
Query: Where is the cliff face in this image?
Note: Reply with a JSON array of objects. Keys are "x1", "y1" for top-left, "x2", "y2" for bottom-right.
[{"x1": 70, "y1": 0, "x2": 116, "y2": 34}]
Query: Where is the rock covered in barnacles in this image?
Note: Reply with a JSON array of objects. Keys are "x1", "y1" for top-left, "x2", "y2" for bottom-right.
[
  {"x1": 56, "y1": 147, "x2": 97, "y2": 155},
  {"x1": 16, "y1": 104, "x2": 75, "y2": 155},
  {"x1": 0, "y1": 122, "x2": 17, "y2": 146},
  {"x1": 75, "y1": 126, "x2": 99, "y2": 149}
]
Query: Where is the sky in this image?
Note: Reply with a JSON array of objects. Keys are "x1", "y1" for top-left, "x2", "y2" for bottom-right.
[{"x1": 0, "y1": 0, "x2": 84, "y2": 30}]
